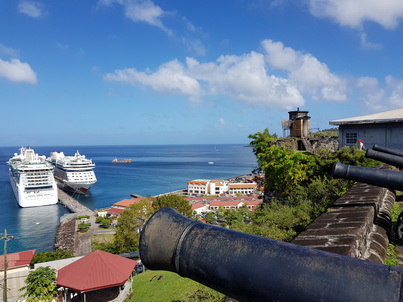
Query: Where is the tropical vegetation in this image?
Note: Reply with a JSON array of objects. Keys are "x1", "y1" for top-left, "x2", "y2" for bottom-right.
[{"x1": 20, "y1": 266, "x2": 58, "y2": 302}]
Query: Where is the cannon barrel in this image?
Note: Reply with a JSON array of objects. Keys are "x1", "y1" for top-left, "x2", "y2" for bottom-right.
[
  {"x1": 332, "y1": 161, "x2": 403, "y2": 190},
  {"x1": 139, "y1": 207, "x2": 403, "y2": 302},
  {"x1": 366, "y1": 148, "x2": 403, "y2": 169},
  {"x1": 373, "y1": 144, "x2": 403, "y2": 158}
]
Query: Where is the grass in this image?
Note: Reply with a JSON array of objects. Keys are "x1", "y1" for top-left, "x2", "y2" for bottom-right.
[
  {"x1": 127, "y1": 270, "x2": 225, "y2": 302},
  {"x1": 91, "y1": 234, "x2": 115, "y2": 251}
]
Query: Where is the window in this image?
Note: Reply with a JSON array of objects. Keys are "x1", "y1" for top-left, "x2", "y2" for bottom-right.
[{"x1": 345, "y1": 132, "x2": 357, "y2": 145}]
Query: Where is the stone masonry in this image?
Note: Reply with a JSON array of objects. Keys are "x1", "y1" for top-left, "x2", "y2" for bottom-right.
[{"x1": 292, "y1": 182, "x2": 395, "y2": 264}]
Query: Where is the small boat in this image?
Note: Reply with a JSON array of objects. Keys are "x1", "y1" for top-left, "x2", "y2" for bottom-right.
[
  {"x1": 112, "y1": 158, "x2": 132, "y2": 163},
  {"x1": 208, "y1": 161, "x2": 214, "y2": 165}
]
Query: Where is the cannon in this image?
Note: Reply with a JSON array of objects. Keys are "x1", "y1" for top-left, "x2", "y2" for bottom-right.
[
  {"x1": 332, "y1": 161, "x2": 403, "y2": 191},
  {"x1": 366, "y1": 148, "x2": 403, "y2": 169},
  {"x1": 139, "y1": 207, "x2": 403, "y2": 302},
  {"x1": 372, "y1": 144, "x2": 403, "y2": 158}
]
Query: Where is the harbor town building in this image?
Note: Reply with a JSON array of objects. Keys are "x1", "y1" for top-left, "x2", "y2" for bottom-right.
[{"x1": 187, "y1": 179, "x2": 258, "y2": 196}]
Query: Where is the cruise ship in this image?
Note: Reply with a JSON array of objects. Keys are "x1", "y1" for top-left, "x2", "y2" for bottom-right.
[
  {"x1": 8, "y1": 147, "x2": 58, "y2": 208},
  {"x1": 48, "y1": 151, "x2": 97, "y2": 194}
]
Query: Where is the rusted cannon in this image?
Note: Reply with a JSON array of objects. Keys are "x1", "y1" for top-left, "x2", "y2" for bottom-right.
[
  {"x1": 332, "y1": 161, "x2": 403, "y2": 190},
  {"x1": 373, "y1": 144, "x2": 403, "y2": 158},
  {"x1": 139, "y1": 207, "x2": 403, "y2": 302},
  {"x1": 366, "y1": 148, "x2": 403, "y2": 169}
]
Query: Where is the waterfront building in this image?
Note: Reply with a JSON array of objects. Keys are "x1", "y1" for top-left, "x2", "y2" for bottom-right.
[
  {"x1": 187, "y1": 179, "x2": 226, "y2": 196},
  {"x1": 187, "y1": 179, "x2": 258, "y2": 196},
  {"x1": 228, "y1": 183, "x2": 258, "y2": 196}
]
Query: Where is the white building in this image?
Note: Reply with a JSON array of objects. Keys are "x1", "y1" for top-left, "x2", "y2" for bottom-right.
[
  {"x1": 228, "y1": 183, "x2": 258, "y2": 196},
  {"x1": 187, "y1": 179, "x2": 258, "y2": 196}
]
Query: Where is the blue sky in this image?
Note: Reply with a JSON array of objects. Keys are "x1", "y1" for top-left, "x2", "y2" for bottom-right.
[{"x1": 2, "y1": 0, "x2": 403, "y2": 146}]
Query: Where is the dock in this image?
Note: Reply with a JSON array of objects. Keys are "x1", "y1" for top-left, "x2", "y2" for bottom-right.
[{"x1": 57, "y1": 188, "x2": 94, "y2": 215}]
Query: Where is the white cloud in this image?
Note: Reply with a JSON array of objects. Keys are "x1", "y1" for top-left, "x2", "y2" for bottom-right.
[
  {"x1": 18, "y1": 0, "x2": 45, "y2": 18},
  {"x1": 104, "y1": 59, "x2": 204, "y2": 102},
  {"x1": 100, "y1": 0, "x2": 172, "y2": 35},
  {"x1": 262, "y1": 39, "x2": 347, "y2": 101},
  {"x1": 0, "y1": 44, "x2": 19, "y2": 58},
  {"x1": 356, "y1": 76, "x2": 403, "y2": 112},
  {"x1": 187, "y1": 52, "x2": 304, "y2": 109},
  {"x1": 99, "y1": 0, "x2": 207, "y2": 56},
  {"x1": 0, "y1": 59, "x2": 37, "y2": 84},
  {"x1": 105, "y1": 49, "x2": 305, "y2": 109},
  {"x1": 309, "y1": 0, "x2": 403, "y2": 29}
]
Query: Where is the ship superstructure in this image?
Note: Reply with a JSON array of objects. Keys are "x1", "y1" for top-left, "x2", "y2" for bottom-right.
[
  {"x1": 8, "y1": 147, "x2": 58, "y2": 207},
  {"x1": 48, "y1": 151, "x2": 97, "y2": 194}
]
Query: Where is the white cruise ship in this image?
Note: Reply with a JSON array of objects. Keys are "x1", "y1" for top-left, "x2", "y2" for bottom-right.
[
  {"x1": 48, "y1": 151, "x2": 97, "y2": 194},
  {"x1": 8, "y1": 147, "x2": 58, "y2": 208}
]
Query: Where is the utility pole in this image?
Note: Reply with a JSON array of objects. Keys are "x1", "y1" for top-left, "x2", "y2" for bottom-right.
[{"x1": 1, "y1": 229, "x2": 14, "y2": 302}]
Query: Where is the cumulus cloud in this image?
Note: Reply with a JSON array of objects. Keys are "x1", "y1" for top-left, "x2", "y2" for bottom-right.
[
  {"x1": 309, "y1": 0, "x2": 403, "y2": 29},
  {"x1": 105, "y1": 59, "x2": 204, "y2": 102},
  {"x1": 100, "y1": 0, "x2": 172, "y2": 35},
  {"x1": 105, "y1": 48, "x2": 306, "y2": 109},
  {"x1": 18, "y1": 0, "x2": 45, "y2": 18},
  {"x1": 262, "y1": 39, "x2": 347, "y2": 101},
  {"x1": 0, "y1": 59, "x2": 37, "y2": 84},
  {"x1": 99, "y1": 0, "x2": 206, "y2": 55},
  {"x1": 356, "y1": 76, "x2": 403, "y2": 112}
]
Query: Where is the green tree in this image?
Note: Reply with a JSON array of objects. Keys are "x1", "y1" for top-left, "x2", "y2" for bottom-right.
[
  {"x1": 153, "y1": 194, "x2": 193, "y2": 217},
  {"x1": 20, "y1": 266, "x2": 58, "y2": 302},
  {"x1": 114, "y1": 200, "x2": 154, "y2": 253},
  {"x1": 30, "y1": 249, "x2": 73, "y2": 267}
]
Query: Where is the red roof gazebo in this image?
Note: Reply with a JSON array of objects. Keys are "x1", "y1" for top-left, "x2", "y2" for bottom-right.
[{"x1": 57, "y1": 250, "x2": 137, "y2": 301}]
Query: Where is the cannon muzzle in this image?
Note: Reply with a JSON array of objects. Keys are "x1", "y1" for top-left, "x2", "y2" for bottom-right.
[
  {"x1": 373, "y1": 144, "x2": 403, "y2": 158},
  {"x1": 366, "y1": 148, "x2": 403, "y2": 169},
  {"x1": 139, "y1": 207, "x2": 403, "y2": 302},
  {"x1": 332, "y1": 161, "x2": 403, "y2": 190}
]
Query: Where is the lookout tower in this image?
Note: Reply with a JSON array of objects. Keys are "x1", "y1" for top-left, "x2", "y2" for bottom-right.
[
  {"x1": 282, "y1": 108, "x2": 314, "y2": 152},
  {"x1": 288, "y1": 108, "x2": 311, "y2": 138}
]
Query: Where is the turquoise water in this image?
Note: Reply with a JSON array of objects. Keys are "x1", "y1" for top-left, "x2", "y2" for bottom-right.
[{"x1": 0, "y1": 144, "x2": 257, "y2": 254}]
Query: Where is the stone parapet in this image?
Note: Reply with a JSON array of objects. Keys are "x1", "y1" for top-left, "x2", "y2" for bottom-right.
[{"x1": 292, "y1": 182, "x2": 395, "y2": 264}]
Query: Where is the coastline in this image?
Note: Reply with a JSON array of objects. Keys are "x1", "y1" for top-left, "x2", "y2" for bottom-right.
[{"x1": 53, "y1": 173, "x2": 259, "y2": 255}]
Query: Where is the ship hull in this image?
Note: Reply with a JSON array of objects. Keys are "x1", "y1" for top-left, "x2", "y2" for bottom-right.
[
  {"x1": 56, "y1": 175, "x2": 96, "y2": 195},
  {"x1": 10, "y1": 174, "x2": 58, "y2": 208}
]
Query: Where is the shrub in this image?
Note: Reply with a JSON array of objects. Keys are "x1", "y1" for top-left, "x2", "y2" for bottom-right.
[{"x1": 78, "y1": 222, "x2": 91, "y2": 232}]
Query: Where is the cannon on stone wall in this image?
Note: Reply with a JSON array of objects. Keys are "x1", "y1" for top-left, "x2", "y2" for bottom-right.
[{"x1": 139, "y1": 207, "x2": 403, "y2": 302}]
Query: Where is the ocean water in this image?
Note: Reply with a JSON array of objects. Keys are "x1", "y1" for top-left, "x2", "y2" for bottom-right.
[{"x1": 0, "y1": 144, "x2": 257, "y2": 254}]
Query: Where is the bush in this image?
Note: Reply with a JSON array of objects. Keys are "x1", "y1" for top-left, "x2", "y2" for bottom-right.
[
  {"x1": 30, "y1": 250, "x2": 73, "y2": 267},
  {"x1": 78, "y1": 222, "x2": 91, "y2": 232}
]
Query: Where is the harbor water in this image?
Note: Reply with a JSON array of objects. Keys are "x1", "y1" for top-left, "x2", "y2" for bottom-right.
[{"x1": 0, "y1": 144, "x2": 257, "y2": 254}]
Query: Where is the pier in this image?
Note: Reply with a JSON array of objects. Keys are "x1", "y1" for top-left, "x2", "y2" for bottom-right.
[{"x1": 57, "y1": 187, "x2": 94, "y2": 214}]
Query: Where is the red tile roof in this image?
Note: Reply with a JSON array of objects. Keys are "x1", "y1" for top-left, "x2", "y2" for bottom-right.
[
  {"x1": 210, "y1": 201, "x2": 244, "y2": 207},
  {"x1": 0, "y1": 249, "x2": 36, "y2": 270},
  {"x1": 192, "y1": 202, "x2": 207, "y2": 210},
  {"x1": 112, "y1": 197, "x2": 153, "y2": 208},
  {"x1": 228, "y1": 183, "x2": 257, "y2": 189},
  {"x1": 108, "y1": 208, "x2": 125, "y2": 215},
  {"x1": 57, "y1": 250, "x2": 137, "y2": 292}
]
